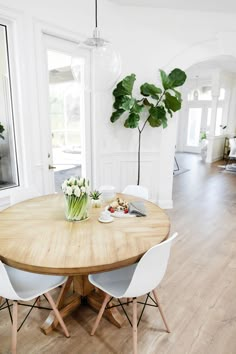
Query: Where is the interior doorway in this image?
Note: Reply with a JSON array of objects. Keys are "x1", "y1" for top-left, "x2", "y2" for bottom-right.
[
  {"x1": 43, "y1": 34, "x2": 91, "y2": 192},
  {"x1": 177, "y1": 55, "x2": 236, "y2": 163}
]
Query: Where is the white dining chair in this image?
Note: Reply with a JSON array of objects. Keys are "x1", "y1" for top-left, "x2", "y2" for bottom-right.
[
  {"x1": 89, "y1": 232, "x2": 178, "y2": 354},
  {"x1": 122, "y1": 185, "x2": 149, "y2": 200},
  {"x1": 0, "y1": 261, "x2": 70, "y2": 354},
  {"x1": 226, "y1": 138, "x2": 236, "y2": 169}
]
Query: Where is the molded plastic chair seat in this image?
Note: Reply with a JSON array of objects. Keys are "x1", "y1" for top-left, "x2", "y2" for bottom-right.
[
  {"x1": 0, "y1": 261, "x2": 70, "y2": 354},
  {"x1": 226, "y1": 138, "x2": 236, "y2": 169},
  {"x1": 90, "y1": 263, "x2": 137, "y2": 298},
  {"x1": 122, "y1": 185, "x2": 149, "y2": 200},
  {"x1": 89, "y1": 233, "x2": 178, "y2": 354},
  {"x1": 4, "y1": 265, "x2": 66, "y2": 300},
  {"x1": 229, "y1": 138, "x2": 236, "y2": 157}
]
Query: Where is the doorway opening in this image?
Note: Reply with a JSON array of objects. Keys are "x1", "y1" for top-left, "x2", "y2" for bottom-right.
[
  {"x1": 47, "y1": 50, "x2": 84, "y2": 191},
  {"x1": 177, "y1": 55, "x2": 236, "y2": 167},
  {"x1": 43, "y1": 33, "x2": 91, "y2": 194}
]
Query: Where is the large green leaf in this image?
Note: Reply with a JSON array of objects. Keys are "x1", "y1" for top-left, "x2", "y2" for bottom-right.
[
  {"x1": 168, "y1": 68, "x2": 187, "y2": 88},
  {"x1": 131, "y1": 100, "x2": 143, "y2": 114},
  {"x1": 113, "y1": 74, "x2": 136, "y2": 97},
  {"x1": 171, "y1": 88, "x2": 181, "y2": 101},
  {"x1": 110, "y1": 109, "x2": 125, "y2": 123},
  {"x1": 148, "y1": 116, "x2": 162, "y2": 128},
  {"x1": 143, "y1": 98, "x2": 152, "y2": 106},
  {"x1": 140, "y1": 83, "x2": 162, "y2": 98},
  {"x1": 164, "y1": 92, "x2": 181, "y2": 112},
  {"x1": 148, "y1": 106, "x2": 167, "y2": 128},
  {"x1": 160, "y1": 69, "x2": 172, "y2": 90},
  {"x1": 113, "y1": 96, "x2": 135, "y2": 110},
  {"x1": 149, "y1": 105, "x2": 166, "y2": 119},
  {"x1": 124, "y1": 113, "x2": 140, "y2": 128}
]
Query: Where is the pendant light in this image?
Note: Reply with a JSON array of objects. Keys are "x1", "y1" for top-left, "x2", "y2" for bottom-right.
[
  {"x1": 84, "y1": 0, "x2": 109, "y2": 47},
  {"x1": 71, "y1": 0, "x2": 121, "y2": 92}
]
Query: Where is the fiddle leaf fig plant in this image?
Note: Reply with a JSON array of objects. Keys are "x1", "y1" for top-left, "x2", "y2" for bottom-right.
[
  {"x1": 0, "y1": 122, "x2": 4, "y2": 140},
  {"x1": 110, "y1": 68, "x2": 187, "y2": 185}
]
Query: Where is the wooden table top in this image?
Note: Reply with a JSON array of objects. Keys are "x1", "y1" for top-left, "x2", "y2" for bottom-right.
[{"x1": 0, "y1": 193, "x2": 170, "y2": 275}]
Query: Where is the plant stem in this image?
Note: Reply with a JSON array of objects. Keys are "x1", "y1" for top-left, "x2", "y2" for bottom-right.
[
  {"x1": 137, "y1": 128, "x2": 142, "y2": 185},
  {"x1": 140, "y1": 90, "x2": 166, "y2": 133},
  {"x1": 137, "y1": 90, "x2": 166, "y2": 185}
]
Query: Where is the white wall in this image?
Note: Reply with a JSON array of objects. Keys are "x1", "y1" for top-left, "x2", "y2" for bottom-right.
[{"x1": 1, "y1": 1, "x2": 236, "y2": 209}]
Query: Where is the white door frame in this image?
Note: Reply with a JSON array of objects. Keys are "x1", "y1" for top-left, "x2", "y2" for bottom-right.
[{"x1": 34, "y1": 21, "x2": 93, "y2": 194}]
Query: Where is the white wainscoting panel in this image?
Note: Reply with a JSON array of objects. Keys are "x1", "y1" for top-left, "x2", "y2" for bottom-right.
[{"x1": 98, "y1": 151, "x2": 160, "y2": 202}]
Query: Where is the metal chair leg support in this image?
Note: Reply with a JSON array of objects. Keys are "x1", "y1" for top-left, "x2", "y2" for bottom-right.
[
  {"x1": 12, "y1": 301, "x2": 18, "y2": 354},
  {"x1": 132, "y1": 298, "x2": 138, "y2": 354}
]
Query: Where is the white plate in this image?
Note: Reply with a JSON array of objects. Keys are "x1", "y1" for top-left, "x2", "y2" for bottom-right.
[
  {"x1": 98, "y1": 217, "x2": 114, "y2": 223},
  {"x1": 105, "y1": 206, "x2": 135, "y2": 218}
]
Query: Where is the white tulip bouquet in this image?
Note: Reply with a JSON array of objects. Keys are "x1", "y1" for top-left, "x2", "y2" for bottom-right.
[{"x1": 62, "y1": 177, "x2": 90, "y2": 221}]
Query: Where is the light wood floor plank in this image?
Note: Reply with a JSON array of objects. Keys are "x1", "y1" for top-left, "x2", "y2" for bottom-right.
[{"x1": 0, "y1": 153, "x2": 235, "y2": 354}]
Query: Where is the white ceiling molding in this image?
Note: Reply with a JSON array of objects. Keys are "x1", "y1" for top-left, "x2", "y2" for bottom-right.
[{"x1": 109, "y1": 0, "x2": 236, "y2": 13}]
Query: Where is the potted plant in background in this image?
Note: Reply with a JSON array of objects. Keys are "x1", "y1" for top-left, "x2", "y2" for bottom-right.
[
  {"x1": 0, "y1": 123, "x2": 4, "y2": 140},
  {"x1": 200, "y1": 131, "x2": 208, "y2": 162},
  {"x1": 110, "y1": 68, "x2": 187, "y2": 184},
  {"x1": 90, "y1": 190, "x2": 102, "y2": 208}
]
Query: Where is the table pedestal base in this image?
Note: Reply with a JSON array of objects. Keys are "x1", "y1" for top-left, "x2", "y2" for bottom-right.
[{"x1": 40, "y1": 275, "x2": 125, "y2": 335}]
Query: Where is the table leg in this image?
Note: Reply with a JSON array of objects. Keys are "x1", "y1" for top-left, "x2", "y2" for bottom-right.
[{"x1": 40, "y1": 275, "x2": 125, "y2": 335}]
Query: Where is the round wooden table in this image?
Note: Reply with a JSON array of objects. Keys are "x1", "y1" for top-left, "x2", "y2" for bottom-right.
[{"x1": 0, "y1": 193, "x2": 170, "y2": 333}]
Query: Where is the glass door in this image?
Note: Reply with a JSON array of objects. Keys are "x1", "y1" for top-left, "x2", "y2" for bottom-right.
[
  {"x1": 186, "y1": 107, "x2": 202, "y2": 150},
  {"x1": 184, "y1": 105, "x2": 210, "y2": 153},
  {"x1": 43, "y1": 35, "x2": 91, "y2": 193}
]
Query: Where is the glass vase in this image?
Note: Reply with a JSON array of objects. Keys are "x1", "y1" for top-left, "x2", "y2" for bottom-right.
[{"x1": 64, "y1": 194, "x2": 89, "y2": 221}]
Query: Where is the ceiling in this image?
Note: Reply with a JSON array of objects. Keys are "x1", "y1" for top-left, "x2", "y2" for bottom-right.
[{"x1": 110, "y1": 0, "x2": 236, "y2": 13}]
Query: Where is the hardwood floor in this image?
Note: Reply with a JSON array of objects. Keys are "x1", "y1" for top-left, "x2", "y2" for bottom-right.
[{"x1": 1, "y1": 153, "x2": 236, "y2": 354}]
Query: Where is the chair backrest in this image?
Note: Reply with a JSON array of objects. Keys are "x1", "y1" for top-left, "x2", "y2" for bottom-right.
[
  {"x1": 229, "y1": 138, "x2": 236, "y2": 157},
  {"x1": 122, "y1": 185, "x2": 149, "y2": 200},
  {"x1": 0, "y1": 261, "x2": 20, "y2": 300},
  {"x1": 123, "y1": 233, "x2": 178, "y2": 298}
]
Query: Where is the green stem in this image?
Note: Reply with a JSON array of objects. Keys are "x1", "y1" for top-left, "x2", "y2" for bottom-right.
[{"x1": 137, "y1": 128, "x2": 142, "y2": 185}]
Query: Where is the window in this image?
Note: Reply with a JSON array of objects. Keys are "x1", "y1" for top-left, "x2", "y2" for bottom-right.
[{"x1": 0, "y1": 25, "x2": 19, "y2": 190}]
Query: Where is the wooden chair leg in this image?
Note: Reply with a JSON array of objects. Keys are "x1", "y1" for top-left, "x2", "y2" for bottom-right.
[
  {"x1": 91, "y1": 293, "x2": 111, "y2": 336},
  {"x1": 12, "y1": 301, "x2": 18, "y2": 354},
  {"x1": 132, "y1": 298, "x2": 138, "y2": 354},
  {"x1": 44, "y1": 292, "x2": 70, "y2": 338},
  {"x1": 152, "y1": 289, "x2": 170, "y2": 333}
]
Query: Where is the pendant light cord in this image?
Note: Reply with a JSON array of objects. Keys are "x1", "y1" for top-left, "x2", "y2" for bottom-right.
[{"x1": 95, "y1": 0, "x2": 98, "y2": 28}]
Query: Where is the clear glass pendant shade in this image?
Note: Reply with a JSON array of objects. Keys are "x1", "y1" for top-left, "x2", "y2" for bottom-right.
[
  {"x1": 71, "y1": 0, "x2": 121, "y2": 92},
  {"x1": 91, "y1": 43, "x2": 121, "y2": 92}
]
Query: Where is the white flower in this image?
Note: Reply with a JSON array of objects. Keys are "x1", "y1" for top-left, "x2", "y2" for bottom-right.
[
  {"x1": 61, "y1": 181, "x2": 67, "y2": 191},
  {"x1": 81, "y1": 186, "x2": 86, "y2": 193},
  {"x1": 69, "y1": 177, "x2": 76, "y2": 185},
  {"x1": 78, "y1": 178, "x2": 84, "y2": 187},
  {"x1": 66, "y1": 186, "x2": 73, "y2": 196},
  {"x1": 74, "y1": 186, "x2": 81, "y2": 197}
]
